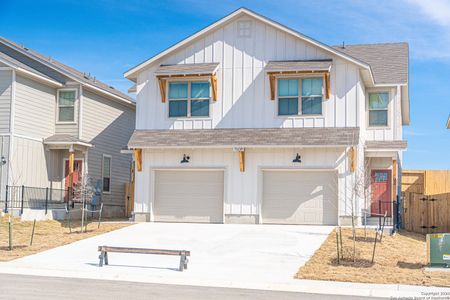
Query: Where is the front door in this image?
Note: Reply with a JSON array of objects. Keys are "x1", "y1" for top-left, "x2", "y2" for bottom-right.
[
  {"x1": 371, "y1": 170, "x2": 392, "y2": 217},
  {"x1": 65, "y1": 160, "x2": 83, "y2": 190}
]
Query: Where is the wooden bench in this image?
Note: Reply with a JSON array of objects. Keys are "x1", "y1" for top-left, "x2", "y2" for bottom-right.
[{"x1": 98, "y1": 246, "x2": 190, "y2": 271}]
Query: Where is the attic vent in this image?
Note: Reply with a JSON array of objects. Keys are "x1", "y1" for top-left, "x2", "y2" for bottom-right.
[{"x1": 237, "y1": 20, "x2": 252, "y2": 38}]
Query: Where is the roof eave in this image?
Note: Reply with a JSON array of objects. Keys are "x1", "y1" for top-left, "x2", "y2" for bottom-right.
[{"x1": 0, "y1": 37, "x2": 133, "y2": 105}]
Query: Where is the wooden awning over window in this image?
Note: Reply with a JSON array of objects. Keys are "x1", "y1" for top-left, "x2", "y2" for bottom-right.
[
  {"x1": 155, "y1": 63, "x2": 220, "y2": 102},
  {"x1": 266, "y1": 60, "x2": 332, "y2": 100}
]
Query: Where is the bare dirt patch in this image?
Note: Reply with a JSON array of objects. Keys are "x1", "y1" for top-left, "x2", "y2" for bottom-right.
[
  {"x1": 296, "y1": 228, "x2": 450, "y2": 287},
  {"x1": 0, "y1": 215, "x2": 130, "y2": 261}
]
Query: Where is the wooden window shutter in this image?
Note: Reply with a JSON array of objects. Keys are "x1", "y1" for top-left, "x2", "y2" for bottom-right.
[
  {"x1": 134, "y1": 149, "x2": 142, "y2": 172},
  {"x1": 158, "y1": 78, "x2": 167, "y2": 103}
]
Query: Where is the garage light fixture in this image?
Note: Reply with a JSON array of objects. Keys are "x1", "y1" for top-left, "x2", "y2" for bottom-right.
[
  {"x1": 181, "y1": 154, "x2": 190, "y2": 164},
  {"x1": 292, "y1": 153, "x2": 302, "y2": 163}
]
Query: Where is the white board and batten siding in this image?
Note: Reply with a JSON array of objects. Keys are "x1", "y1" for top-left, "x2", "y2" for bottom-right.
[
  {"x1": 365, "y1": 86, "x2": 403, "y2": 142},
  {"x1": 82, "y1": 89, "x2": 136, "y2": 213},
  {"x1": 136, "y1": 16, "x2": 362, "y2": 131},
  {"x1": 135, "y1": 147, "x2": 354, "y2": 224}
]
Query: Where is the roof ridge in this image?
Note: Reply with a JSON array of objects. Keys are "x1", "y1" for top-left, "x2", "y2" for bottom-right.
[{"x1": 332, "y1": 42, "x2": 408, "y2": 47}]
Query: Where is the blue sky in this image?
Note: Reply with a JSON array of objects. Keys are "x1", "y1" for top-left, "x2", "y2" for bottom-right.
[{"x1": 1, "y1": 0, "x2": 449, "y2": 169}]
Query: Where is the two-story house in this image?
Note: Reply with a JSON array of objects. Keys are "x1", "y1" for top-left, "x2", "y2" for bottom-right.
[
  {"x1": 125, "y1": 8, "x2": 409, "y2": 225},
  {"x1": 0, "y1": 36, "x2": 136, "y2": 217}
]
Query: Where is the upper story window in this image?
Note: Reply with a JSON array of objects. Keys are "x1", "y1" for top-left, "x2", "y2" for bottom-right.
[
  {"x1": 277, "y1": 77, "x2": 323, "y2": 116},
  {"x1": 368, "y1": 92, "x2": 389, "y2": 127},
  {"x1": 57, "y1": 89, "x2": 76, "y2": 122},
  {"x1": 168, "y1": 81, "x2": 210, "y2": 118}
]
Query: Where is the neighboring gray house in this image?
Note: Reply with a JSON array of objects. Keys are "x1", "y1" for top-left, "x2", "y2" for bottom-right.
[{"x1": 0, "y1": 36, "x2": 135, "y2": 217}]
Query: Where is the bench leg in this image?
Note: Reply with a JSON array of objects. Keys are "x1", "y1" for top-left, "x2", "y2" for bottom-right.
[
  {"x1": 99, "y1": 251, "x2": 104, "y2": 267},
  {"x1": 104, "y1": 251, "x2": 109, "y2": 265},
  {"x1": 184, "y1": 257, "x2": 188, "y2": 270},
  {"x1": 179, "y1": 253, "x2": 186, "y2": 272}
]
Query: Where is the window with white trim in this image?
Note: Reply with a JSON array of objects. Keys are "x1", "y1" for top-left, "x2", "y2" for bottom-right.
[
  {"x1": 277, "y1": 77, "x2": 323, "y2": 116},
  {"x1": 102, "y1": 155, "x2": 111, "y2": 193},
  {"x1": 168, "y1": 81, "x2": 210, "y2": 118},
  {"x1": 57, "y1": 90, "x2": 76, "y2": 122},
  {"x1": 368, "y1": 92, "x2": 389, "y2": 126}
]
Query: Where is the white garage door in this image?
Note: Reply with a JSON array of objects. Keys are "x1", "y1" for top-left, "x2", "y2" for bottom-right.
[
  {"x1": 262, "y1": 170, "x2": 338, "y2": 225},
  {"x1": 154, "y1": 170, "x2": 224, "y2": 223}
]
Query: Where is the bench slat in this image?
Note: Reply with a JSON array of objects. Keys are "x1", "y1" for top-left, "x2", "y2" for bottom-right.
[{"x1": 98, "y1": 246, "x2": 190, "y2": 256}]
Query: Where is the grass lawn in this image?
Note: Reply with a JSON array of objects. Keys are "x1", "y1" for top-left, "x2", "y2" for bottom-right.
[
  {"x1": 0, "y1": 215, "x2": 131, "y2": 262},
  {"x1": 296, "y1": 228, "x2": 450, "y2": 287}
]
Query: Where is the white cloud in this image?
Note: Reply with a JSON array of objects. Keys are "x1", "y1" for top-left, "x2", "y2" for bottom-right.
[{"x1": 406, "y1": 0, "x2": 450, "y2": 26}]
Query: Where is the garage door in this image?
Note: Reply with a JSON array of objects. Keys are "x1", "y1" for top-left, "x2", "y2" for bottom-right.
[
  {"x1": 262, "y1": 170, "x2": 338, "y2": 225},
  {"x1": 154, "y1": 170, "x2": 224, "y2": 223}
]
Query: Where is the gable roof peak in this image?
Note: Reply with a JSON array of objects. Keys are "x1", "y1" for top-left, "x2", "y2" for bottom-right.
[{"x1": 124, "y1": 8, "x2": 371, "y2": 81}]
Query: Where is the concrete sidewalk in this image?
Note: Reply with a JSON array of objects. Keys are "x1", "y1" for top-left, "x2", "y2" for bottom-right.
[{"x1": 0, "y1": 223, "x2": 448, "y2": 298}]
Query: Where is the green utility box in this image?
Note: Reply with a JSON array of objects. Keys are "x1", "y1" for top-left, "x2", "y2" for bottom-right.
[{"x1": 427, "y1": 233, "x2": 450, "y2": 268}]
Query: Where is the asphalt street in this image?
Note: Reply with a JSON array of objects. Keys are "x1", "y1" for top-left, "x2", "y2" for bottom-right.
[{"x1": 0, "y1": 273, "x2": 383, "y2": 299}]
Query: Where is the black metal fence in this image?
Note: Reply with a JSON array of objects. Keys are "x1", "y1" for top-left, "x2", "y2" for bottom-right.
[
  {"x1": 2, "y1": 185, "x2": 72, "y2": 214},
  {"x1": 374, "y1": 199, "x2": 401, "y2": 230}
]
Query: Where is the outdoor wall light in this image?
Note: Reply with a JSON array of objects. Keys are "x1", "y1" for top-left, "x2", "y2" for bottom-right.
[
  {"x1": 292, "y1": 153, "x2": 302, "y2": 163},
  {"x1": 180, "y1": 154, "x2": 190, "y2": 164},
  {"x1": 0, "y1": 156, "x2": 6, "y2": 165}
]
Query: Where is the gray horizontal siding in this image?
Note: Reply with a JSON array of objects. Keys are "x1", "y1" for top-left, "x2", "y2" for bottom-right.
[
  {"x1": 14, "y1": 75, "x2": 55, "y2": 138},
  {"x1": 82, "y1": 89, "x2": 135, "y2": 209},
  {"x1": 0, "y1": 70, "x2": 12, "y2": 133}
]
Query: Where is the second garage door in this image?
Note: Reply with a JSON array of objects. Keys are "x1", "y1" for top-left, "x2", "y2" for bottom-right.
[
  {"x1": 262, "y1": 170, "x2": 338, "y2": 225},
  {"x1": 154, "y1": 170, "x2": 224, "y2": 223}
]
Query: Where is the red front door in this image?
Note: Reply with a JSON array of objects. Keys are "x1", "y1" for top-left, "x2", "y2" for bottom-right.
[
  {"x1": 371, "y1": 170, "x2": 392, "y2": 217},
  {"x1": 65, "y1": 160, "x2": 83, "y2": 190}
]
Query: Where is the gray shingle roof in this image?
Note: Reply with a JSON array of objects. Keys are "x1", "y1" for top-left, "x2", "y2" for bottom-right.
[
  {"x1": 128, "y1": 128, "x2": 359, "y2": 148},
  {"x1": 365, "y1": 140, "x2": 407, "y2": 149},
  {"x1": 44, "y1": 134, "x2": 92, "y2": 146},
  {"x1": 0, "y1": 36, "x2": 134, "y2": 104},
  {"x1": 265, "y1": 59, "x2": 332, "y2": 73},
  {"x1": 155, "y1": 63, "x2": 220, "y2": 76},
  {"x1": 332, "y1": 43, "x2": 408, "y2": 85}
]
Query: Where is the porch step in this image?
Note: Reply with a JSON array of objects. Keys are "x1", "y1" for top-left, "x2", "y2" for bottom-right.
[{"x1": 363, "y1": 217, "x2": 393, "y2": 226}]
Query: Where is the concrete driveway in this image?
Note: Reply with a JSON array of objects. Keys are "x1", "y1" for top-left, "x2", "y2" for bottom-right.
[{"x1": 0, "y1": 223, "x2": 332, "y2": 290}]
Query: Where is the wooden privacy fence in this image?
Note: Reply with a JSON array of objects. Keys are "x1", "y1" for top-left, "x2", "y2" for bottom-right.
[{"x1": 402, "y1": 170, "x2": 450, "y2": 234}]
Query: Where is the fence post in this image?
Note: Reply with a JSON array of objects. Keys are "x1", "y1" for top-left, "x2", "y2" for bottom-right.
[
  {"x1": 4, "y1": 184, "x2": 8, "y2": 213},
  {"x1": 20, "y1": 185, "x2": 25, "y2": 215},
  {"x1": 378, "y1": 200, "x2": 381, "y2": 230},
  {"x1": 45, "y1": 187, "x2": 49, "y2": 215}
]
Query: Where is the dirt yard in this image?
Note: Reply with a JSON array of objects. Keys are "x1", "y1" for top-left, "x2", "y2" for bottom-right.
[
  {"x1": 0, "y1": 215, "x2": 130, "y2": 261},
  {"x1": 296, "y1": 228, "x2": 450, "y2": 287}
]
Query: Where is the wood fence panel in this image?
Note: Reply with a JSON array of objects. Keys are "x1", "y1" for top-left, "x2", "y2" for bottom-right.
[{"x1": 402, "y1": 170, "x2": 450, "y2": 234}]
